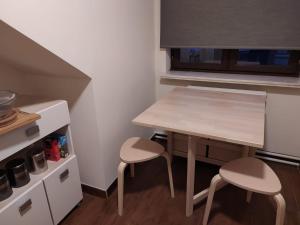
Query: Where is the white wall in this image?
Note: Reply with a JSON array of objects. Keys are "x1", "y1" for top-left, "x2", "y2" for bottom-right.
[
  {"x1": 92, "y1": 1, "x2": 155, "y2": 187},
  {"x1": 1, "y1": 0, "x2": 155, "y2": 190},
  {"x1": 154, "y1": 0, "x2": 300, "y2": 158}
]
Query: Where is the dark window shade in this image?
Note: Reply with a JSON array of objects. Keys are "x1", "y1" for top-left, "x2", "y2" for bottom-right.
[{"x1": 161, "y1": 0, "x2": 300, "y2": 49}]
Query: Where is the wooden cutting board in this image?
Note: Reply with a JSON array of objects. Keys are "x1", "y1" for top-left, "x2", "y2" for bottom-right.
[{"x1": 0, "y1": 110, "x2": 41, "y2": 136}]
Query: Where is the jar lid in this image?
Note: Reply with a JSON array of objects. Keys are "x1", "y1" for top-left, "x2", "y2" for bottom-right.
[{"x1": 6, "y1": 158, "x2": 26, "y2": 170}]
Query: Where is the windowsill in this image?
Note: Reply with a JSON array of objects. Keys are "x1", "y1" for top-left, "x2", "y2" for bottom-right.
[{"x1": 161, "y1": 71, "x2": 300, "y2": 88}]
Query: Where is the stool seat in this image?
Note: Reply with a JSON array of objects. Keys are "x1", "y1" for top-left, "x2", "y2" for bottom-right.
[
  {"x1": 220, "y1": 157, "x2": 281, "y2": 195},
  {"x1": 120, "y1": 137, "x2": 164, "y2": 163}
]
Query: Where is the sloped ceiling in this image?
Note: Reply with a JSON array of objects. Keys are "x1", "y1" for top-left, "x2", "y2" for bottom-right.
[{"x1": 0, "y1": 20, "x2": 90, "y2": 79}]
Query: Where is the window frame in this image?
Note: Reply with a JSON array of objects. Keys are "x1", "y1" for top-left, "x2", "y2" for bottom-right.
[{"x1": 171, "y1": 49, "x2": 300, "y2": 77}]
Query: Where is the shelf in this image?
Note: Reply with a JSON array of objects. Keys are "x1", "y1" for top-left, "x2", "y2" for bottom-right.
[
  {"x1": 0, "y1": 155, "x2": 75, "y2": 212},
  {"x1": 0, "y1": 95, "x2": 70, "y2": 161},
  {"x1": 16, "y1": 95, "x2": 65, "y2": 114}
]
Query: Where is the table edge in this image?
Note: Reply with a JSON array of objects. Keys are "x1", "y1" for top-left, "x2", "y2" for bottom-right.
[{"x1": 132, "y1": 120, "x2": 264, "y2": 149}]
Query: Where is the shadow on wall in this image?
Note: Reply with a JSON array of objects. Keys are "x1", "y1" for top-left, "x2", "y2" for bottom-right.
[{"x1": 0, "y1": 20, "x2": 91, "y2": 109}]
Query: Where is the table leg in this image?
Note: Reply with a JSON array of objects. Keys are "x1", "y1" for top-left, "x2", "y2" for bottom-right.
[
  {"x1": 167, "y1": 131, "x2": 173, "y2": 162},
  {"x1": 242, "y1": 146, "x2": 250, "y2": 157},
  {"x1": 242, "y1": 146, "x2": 257, "y2": 157},
  {"x1": 248, "y1": 147, "x2": 257, "y2": 157},
  {"x1": 243, "y1": 145, "x2": 256, "y2": 203},
  {"x1": 186, "y1": 135, "x2": 197, "y2": 217}
]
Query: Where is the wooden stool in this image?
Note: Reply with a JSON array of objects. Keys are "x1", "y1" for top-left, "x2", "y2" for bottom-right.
[
  {"x1": 203, "y1": 157, "x2": 285, "y2": 225},
  {"x1": 118, "y1": 137, "x2": 175, "y2": 216}
]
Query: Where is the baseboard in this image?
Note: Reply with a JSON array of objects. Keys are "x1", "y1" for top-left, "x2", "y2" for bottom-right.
[
  {"x1": 81, "y1": 184, "x2": 107, "y2": 198},
  {"x1": 81, "y1": 179, "x2": 117, "y2": 199},
  {"x1": 256, "y1": 150, "x2": 300, "y2": 166}
]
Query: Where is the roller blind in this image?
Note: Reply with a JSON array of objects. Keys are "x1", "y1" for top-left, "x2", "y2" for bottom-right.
[{"x1": 160, "y1": 0, "x2": 300, "y2": 49}]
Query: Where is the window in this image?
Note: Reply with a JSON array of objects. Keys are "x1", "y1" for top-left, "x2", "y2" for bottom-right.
[{"x1": 171, "y1": 49, "x2": 300, "y2": 77}]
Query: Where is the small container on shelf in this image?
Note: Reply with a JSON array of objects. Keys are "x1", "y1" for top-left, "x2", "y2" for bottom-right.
[
  {"x1": 0, "y1": 90, "x2": 16, "y2": 119},
  {"x1": 0, "y1": 169, "x2": 13, "y2": 201},
  {"x1": 30, "y1": 150, "x2": 48, "y2": 175},
  {"x1": 44, "y1": 139, "x2": 61, "y2": 161},
  {"x1": 51, "y1": 133, "x2": 69, "y2": 158},
  {"x1": 6, "y1": 158, "x2": 30, "y2": 188}
]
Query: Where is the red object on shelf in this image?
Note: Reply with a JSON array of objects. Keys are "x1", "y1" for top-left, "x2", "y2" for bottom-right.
[{"x1": 45, "y1": 139, "x2": 61, "y2": 161}]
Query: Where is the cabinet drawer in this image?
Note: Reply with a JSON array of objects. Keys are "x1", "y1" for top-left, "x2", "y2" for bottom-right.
[
  {"x1": 208, "y1": 141, "x2": 243, "y2": 162},
  {"x1": 0, "y1": 101, "x2": 70, "y2": 161},
  {"x1": 43, "y1": 155, "x2": 83, "y2": 225},
  {"x1": 173, "y1": 133, "x2": 188, "y2": 152},
  {"x1": 173, "y1": 133, "x2": 206, "y2": 156},
  {"x1": 0, "y1": 181, "x2": 53, "y2": 225}
]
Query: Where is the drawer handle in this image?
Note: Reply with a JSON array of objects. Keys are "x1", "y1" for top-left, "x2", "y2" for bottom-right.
[
  {"x1": 19, "y1": 199, "x2": 32, "y2": 216},
  {"x1": 60, "y1": 169, "x2": 69, "y2": 182},
  {"x1": 25, "y1": 125, "x2": 40, "y2": 137}
]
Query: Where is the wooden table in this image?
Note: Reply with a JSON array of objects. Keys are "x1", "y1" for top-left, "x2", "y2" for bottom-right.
[{"x1": 133, "y1": 86, "x2": 266, "y2": 217}]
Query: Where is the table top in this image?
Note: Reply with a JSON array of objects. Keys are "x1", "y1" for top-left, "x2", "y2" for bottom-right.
[{"x1": 133, "y1": 87, "x2": 266, "y2": 148}]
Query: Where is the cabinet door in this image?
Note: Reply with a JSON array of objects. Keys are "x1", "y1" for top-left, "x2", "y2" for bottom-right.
[
  {"x1": 0, "y1": 181, "x2": 53, "y2": 225},
  {"x1": 173, "y1": 133, "x2": 206, "y2": 156},
  {"x1": 43, "y1": 155, "x2": 83, "y2": 225},
  {"x1": 208, "y1": 140, "x2": 243, "y2": 162}
]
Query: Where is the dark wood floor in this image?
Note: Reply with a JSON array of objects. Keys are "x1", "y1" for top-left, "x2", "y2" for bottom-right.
[{"x1": 61, "y1": 156, "x2": 300, "y2": 225}]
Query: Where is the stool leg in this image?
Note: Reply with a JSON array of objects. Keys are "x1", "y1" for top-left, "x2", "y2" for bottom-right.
[
  {"x1": 246, "y1": 191, "x2": 253, "y2": 203},
  {"x1": 246, "y1": 147, "x2": 256, "y2": 204},
  {"x1": 203, "y1": 174, "x2": 225, "y2": 225},
  {"x1": 162, "y1": 152, "x2": 175, "y2": 198},
  {"x1": 273, "y1": 193, "x2": 286, "y2": 225},
  {"x1": 118, "y1": 162, "x2": 127, "y2": 216},
  {"x1": 130, "y1": 164, "x2": 135, "y2": 178},
  {"x1": 167, "y1": 131, "x2": 173, "y2": 162}
]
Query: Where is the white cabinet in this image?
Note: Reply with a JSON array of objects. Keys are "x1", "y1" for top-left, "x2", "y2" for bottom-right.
[
  {"x1": 0, "y1": 97, "x2": 82, "y2": 225},
  {"x1": 0, "y1": 181, "x2": 53, "y2": 225},
  {"x1": 44, "y1": 155, "x2": 83, "y2": 225}
]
